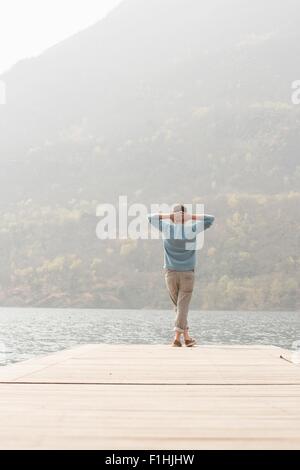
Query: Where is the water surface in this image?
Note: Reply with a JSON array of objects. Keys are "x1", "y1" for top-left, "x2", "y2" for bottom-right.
[{"x1": 0, "y1": 308, "x2": 299, "y2": 366}]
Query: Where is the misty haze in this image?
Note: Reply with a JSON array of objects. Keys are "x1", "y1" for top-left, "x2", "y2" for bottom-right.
[
  {"x1": 2, "y1": 0, "x2": 300, "y2": 453},
  {"x1": 0, "y1": 0, "x2": 299, "y2": 312}
]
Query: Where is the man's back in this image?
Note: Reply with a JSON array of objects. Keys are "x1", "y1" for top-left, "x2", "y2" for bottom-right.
[
  {"x1": 148, "y1": 215, "x2": 215, "y2": 271},
  {"x1": 161, "y1": 221, "x2": 199, "y2": 271}
]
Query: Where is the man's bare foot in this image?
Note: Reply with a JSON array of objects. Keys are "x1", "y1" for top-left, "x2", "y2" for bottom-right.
[
  {"x1": 184, "y1": 338, "x2": 196, "y2": 347},
  {"x1": 183, "y1": 330, "x2": 192, "y2": 342},
  {"x1": 172, "y1": 339, "x2": 182, "y2": 347},
  {"x1": 184, "y1": 335, "x2": 193, "y2": 341}
]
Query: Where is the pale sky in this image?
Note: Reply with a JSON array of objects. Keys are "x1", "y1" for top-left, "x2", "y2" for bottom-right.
[{"x1": 0, "y1": 0, "x2": 122, "y2": 74}]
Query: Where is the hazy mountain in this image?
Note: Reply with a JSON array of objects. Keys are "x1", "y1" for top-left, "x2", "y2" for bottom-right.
[
  {"x1": 0, "y1": 0, "x2": 299, "y2": 310},
  {"x1": 1, "y1": 0, "x2": 300, "y2": 203}
]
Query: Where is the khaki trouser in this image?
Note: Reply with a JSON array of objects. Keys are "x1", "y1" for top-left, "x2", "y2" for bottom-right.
[{"x1": 164, "y1": 269, "x2": 195, "y2": 333}]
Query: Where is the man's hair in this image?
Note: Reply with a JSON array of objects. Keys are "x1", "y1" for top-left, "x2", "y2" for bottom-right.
[{"x1": 173, "y1": 203, "x2": 187, "y2": 213}]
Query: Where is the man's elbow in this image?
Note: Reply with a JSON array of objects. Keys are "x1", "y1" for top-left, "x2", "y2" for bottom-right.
[{"x1": 205, "y1": 215, "x2": 215, "y2": 229}]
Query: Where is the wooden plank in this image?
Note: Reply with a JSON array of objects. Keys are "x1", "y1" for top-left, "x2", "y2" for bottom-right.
[
  {"x1": 280, "y1": 351, "x2": 300, "y2": 364},
  {"x1": 0, "y1": 344, "x2": 299, "y2": 449},
  {"x1": 0, "y1": 383, "x2": 300, "y2": 449},
  {"x1": 0, "y1": 344, "x2": 298, "y2": 385}
]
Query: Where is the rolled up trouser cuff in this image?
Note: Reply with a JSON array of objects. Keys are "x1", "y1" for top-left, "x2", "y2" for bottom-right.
[{"x1": 174, "y1": 326, "x2": 188, "y2": 333}]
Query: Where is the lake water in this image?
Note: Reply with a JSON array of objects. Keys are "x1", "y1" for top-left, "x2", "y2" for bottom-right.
[{"x1": 0, "y1": 308, "x2": 300, "y2": 366}]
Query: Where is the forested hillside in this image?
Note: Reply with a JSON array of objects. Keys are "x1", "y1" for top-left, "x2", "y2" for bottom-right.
[{"x1": 0, "y1": 0, "x2": 299, "y2": 309}]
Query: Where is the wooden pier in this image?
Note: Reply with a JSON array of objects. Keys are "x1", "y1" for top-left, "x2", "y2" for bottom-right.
[{"x1": 0, "y1": 344, "x2": 299, "y2": 449}]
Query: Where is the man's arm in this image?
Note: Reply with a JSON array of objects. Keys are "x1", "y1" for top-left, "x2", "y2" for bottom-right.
[
  {"x1": 148, "y1": 212, "x2": 215, "y2": 230},
  {"x1": 191, "y1": 214, "x2": 215, "y2": 231},
  {"x1": 147, "y1": 213, "x2": 172, "y2": 231},
  {"x1": 159, "y1": 213, "x2": 173, "y2": 220},
  {"x1": 147, "y1": 213, "x2": 172, "y2": 220}
]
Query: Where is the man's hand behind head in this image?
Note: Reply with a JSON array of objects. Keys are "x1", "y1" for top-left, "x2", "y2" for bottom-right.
[{"x1": 173, "y1": 211, "x2": 192, "y2": 224}]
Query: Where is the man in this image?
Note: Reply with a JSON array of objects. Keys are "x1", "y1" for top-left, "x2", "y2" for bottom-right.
[{"x1": 148, "y1": 204, "x2": 215, "y2": 347}]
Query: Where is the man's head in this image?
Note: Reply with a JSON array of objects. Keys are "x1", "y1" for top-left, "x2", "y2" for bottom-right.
[
  {"x1": 172, "y1": 203, "x2": 187, "y2": 223},
  {"x1": 173, "y1": 203, "x2": 187, "y2": 214}
]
